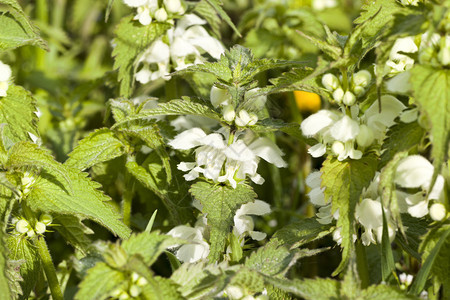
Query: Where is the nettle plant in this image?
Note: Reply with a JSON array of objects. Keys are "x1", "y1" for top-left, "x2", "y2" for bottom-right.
[{"x1": 0, "y1": 0, "x2": 449, "y2": 299}]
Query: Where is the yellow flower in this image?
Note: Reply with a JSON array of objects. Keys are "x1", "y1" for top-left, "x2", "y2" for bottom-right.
[{"x1": 293, "y1": 91, "x2": 321, "y2": 112}]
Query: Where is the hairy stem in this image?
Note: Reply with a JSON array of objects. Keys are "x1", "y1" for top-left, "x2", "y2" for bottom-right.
[
  {"x1": 35, "y1": 236, "x2": 64, "y2": 300},
  {"x1": 122, "y1": 172, "x2": 135, "y2": 227}
]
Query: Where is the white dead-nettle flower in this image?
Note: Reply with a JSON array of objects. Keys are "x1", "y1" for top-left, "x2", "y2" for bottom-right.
[
  {"x1": 301, "y1": 109, "x2": 339, "y2": 158},
  {"x1": 233, "y1": 200, "x2": 270, "y2": 242},
  {"x1": 123, "y1": 0, "x2": 159, "y2": 25},
  {"x1": 0, "y1": 60, "x2": 12, "y2": 97},
  {"x1": 135, "y1": 14, "x2": 224, "y2": 83},
  {"x1": 355, "y1": 198, "x2": 396, "y2": 246},
  {"x1": 312, "y1": 0, "x2": 337, "y2": 11},
  {"x1": 385, "y1": 37, "x2": 418, "y2": 74},
  {"x1": 438, "y1": 35, "x2": 450, "y2": 66},
  {"x1": 395, "y1": 155, "x2": 445, "y2": 218},
  {"x1": 169, "y1": 128, "x2": 286, "y2": 188},
  {"x1": 167, "y1": 217, "x2": 210, "y2": 263}
]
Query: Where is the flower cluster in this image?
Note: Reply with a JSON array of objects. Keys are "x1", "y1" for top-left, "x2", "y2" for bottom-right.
[
  {"x1": 169, "y1": 128, "x2": 286, "y2": 188},
  {"x1": 123, "y1": 0, "x2": 185, "y2": 26},
  {"x1": 110, "y1": 272, "x2": 149, "y2": 299},
  {"x1": 134, "y1": 14, "x2": 224, "y2": 83},
  {"x1": 0, "y1": 60, "x2": 12, "y2": 97},
  {"x1": 11, "y1": 214, "x2": 53, "y2": 238}
]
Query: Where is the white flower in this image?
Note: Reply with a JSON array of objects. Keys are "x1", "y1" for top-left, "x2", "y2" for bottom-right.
[
  {"x1": 429, "y1": 203, "x2": 446, "y2": 221},
  {"x1": 164, "y1": 0, "x2": 185, "y2": 14},
  {"x1": 210, "y1": 85, "x2": 231, "y2": 108},
  {"x1": 154, "y1": 7, "x2": 168, "y2": 22},
  {"x1": 321, "y1": 73, "x2": 340, "y2": 91},
  {"x1": 386, "y1": 37, "x2": 418, "y2": 74},
  {"x1": 385, "y1": 71, "x2": 412, "y2": 94},
  {"x1": 233, "y1": 200, "x2": 271, "y2": 241},
  {"x1": 343, "y1": 91, "x2": 356, "y2": 106},
  {"x1": 330, "y1": 115, "x2": 360, "y2": 142},
  {"x1": 124, "y1": 0, "x2": 159, "y2": 25},
  {"x1": 305, "y1": 171, "x2": 327, "y2": 206},
  {"x1": 135, "y1": 39, "x2": 171, "y2": 83},
  {"x1": 0, "y1": 61, "x2": 12, "y2": 97},
  {"x1": 355, "y1": 198, "x2": 396, "y2": 246},
  {"x1": 167, "y1": 224, "x2": 209, "y2": 263},
  {"x1": 352, "y1": 70, "x2": 372, "y2": 88},
  {"x1": 169, "y1": 128, "x2": 286, "y2": 188},
  {"x1": 301, "y1": 110, "x2": 339, "y2": 137},
  {"x1": 234, "y1": 110, "x2": 258, "y2": 127},
  {"x1": 312, "y1": 0, "x2": 337, "y2": 11},
  {"x1": 363, "y1": 95, "x2": 406, "y2": 141}
]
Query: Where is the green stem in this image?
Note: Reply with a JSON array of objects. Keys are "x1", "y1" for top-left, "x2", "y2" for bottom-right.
[
  {"x1": 227, "y1": 131, "x2": 235, "y2": 146},
  {"x1": 35, "y1": 0, "x2": 49, "y2": 70},
  {"x1": 165, "y1": 77, "x2": 178, "y2": 101},
  {"x1": 51, "y1": 0, "x2": 66, "y2": 29},
  {"x1": 35, "y1": 236, "x2": 63, "y2": 300},
  {"x1": 355, "y1": 239, "x2": 370, "y2": 288},
  {"x1": 122, "y1": 172, "x2": 135, "y2": 227},
  {"x1": 340, "y1": 68, "x2": 349, "y2": 92}
]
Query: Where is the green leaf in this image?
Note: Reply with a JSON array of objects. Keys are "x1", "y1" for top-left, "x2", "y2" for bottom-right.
[
  {"x1": 66, "y1": 128, "x2": 126, "y2": 171},
  {"x1": 7, "y1": 142, "x2": 72, "y2": 191},
  {"x1": 0, "y1": 85, "x2": 39, "y2": 148},
  {"x1": 321, "y1": 155, "x2": 377, "y2": 275},
  {"x1": 252, "y1": 119, "x2": 304, "y2": 141},
  {"x1": 296, "y1": 30, "x2": 342, "y2": 60},
  {"x1": 396, "y1": 214, "x2": 429, "y2": 261},
  {"x1": 27, "y1": 166, "x2": 131, "y2": 239},
  {"x1": 75, "y1": 262, "x2": 127, "y2": 300},
  {"x1": 380, "y1": 121, "x2": 425, "y2": 168},
  {"x1": 265, "y1": 277, "x2": 339, "y2": 299},
  {"x1": 189, "y1": 182, "x2": 257, "y2": 262},
  {"x1": 0, "y1": 229, "x2": 11, "y2": 299},
  {"x1": 113, "y1": 98, "x2": 222, "y2": 130},
  {"x1": 272, "y1": 218, "x2": 334, "y2": 248},
  {"x1": 380, "y1": 205, "x2": 395, "y2": 281},
  {"x1": 141, "y1": 276, "x2": 184, "y2": 300},
  {"x1": 6, "y1": 234, "x2": 41, "y2": 299},
  {"x1": 361, "y1": 284, "x2": 417, "y2": 299},
  {"x1": 121, "y1": 231, "x2": 180, "y2": 266},
  {"x1": 0, "y1": 8, "x2": 47, "y2": 51},
  {"x1": 112, "y1": 16, "x2": 171, "y2": 97},
  {"x1": 410, "y1": 66, "x2": 450, "y2": 178},
  {"x1": 194, "y1": 0, "x2": 222, "y2": 38},
  {"x1": 53, "y1": 214, "x2": 93, "y2": 254},
  {"x1": 204, "y1": 0, "x2": 240, "y2": 37},
  {"x1": 411, "y1": 224, "x2": 450, "y2": 296}
]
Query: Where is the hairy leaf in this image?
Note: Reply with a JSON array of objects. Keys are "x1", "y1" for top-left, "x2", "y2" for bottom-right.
[
  {"x1": 0, "y1": 85, "x2": 38, "y2": 148},
  {"x1": 410, "y1": 66, "x2": 450, "y2": 178},
  {"x1": 189, "y1": 182, "x2": 257, "y2": 262},
  {"x1": 266, "y1": 277, "x2": 339, "y2": 299},
  {"x1": 53, "y1": 214, "x2": 93, "y2": 254},
  {"x1": 321, "y1": 155, "x2": 377, "y2": 275},
  {"x1": 6, "y1": 234, "x2": 41, "y2": 299},
  {"x1": 27, "y1": 166, "x2": 131, "y2": 239},
  {"x1": 204, "y1": 0, "x2": 240, "y2": 37},
  {"x1": 273, "y1": 218, "x2": 334, "y2": 248},
  {"x1": 66, "y1": 128, "x2": 126, "y2": 171},
  {"x1": 0, "y1": 228, "x2": 10, "y2": 299},
  {"x1": 75, "y1": 262, "x2": 127, "y2": 300},
  {"x1": 121, "y1": 231, "x2": 180, "y2": 266},
  {"x1": 112, "y1": 16, "x2": 170, "y2": 97},
  {"x1": 360, "y1": 284, "x2": 416, "y2": 299}
]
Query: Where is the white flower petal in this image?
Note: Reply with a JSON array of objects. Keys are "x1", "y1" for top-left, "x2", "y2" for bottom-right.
[
  {"x1": 0, "y1": 61, "x2": 12, "y2": 82},
  {"x1": 249, "y1": 231, "x2": 267, "y2": 241},
  {"x1": 248, "y1": 137, "x2": 287, "y2": 168},
  {"x1": 330, "y1": 115, "x2": 360, "y2": 142},
  {"x1": 168, "y1": 128, "x2": 207, "y2": 150},
  {"x1": 395, "y1": 155, "x2": 433, "y2": 189},
  {"x1": 308, "y1": 143, "x2": 327, "y2": 157},
  {"x1": 301, "y1": 110, "x2": 338, "y2": 137},
  {"x1": 236, "y1": 200, "x2": 271, "y2": 217}
]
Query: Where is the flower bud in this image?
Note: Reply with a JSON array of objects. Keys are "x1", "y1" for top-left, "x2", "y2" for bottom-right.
[
  {"x1": 429, "y1": 203, "x2": 446, "y2": 221},
  {"x1": 322, "y1": 73, "x2": 340, "y2": 91},
  {"x1": 154, "y1": 8, "x2": 168, "y2": 22},
  {"x1": 136, "y1": 276, "x2": 148, "y2": 286},
  {"x1": 16, "y1": 219, "x2": 30, "y2": 234},
  {"x1": 35, "y1": 222, "x2": 46, "y2": 234},
  {"x1": 210, "y1": 86, "x2": 231, "y2": 108},
  {"x1": 353, "y1": 85, "x2": 365, "y2": 96},
  {"x1": 26, "y1": 229, "x2": 36, "y2": 238},
  {"x1": 235, "y1": 110, "x2": 254, "y2": 126},
  {"x1": 332, "y1": 87, "x2": 344, "y2": 103},
  {"x1": 331, "y1": 141, "x2": 345, "y2": 156},
  {"x1": 343, "y1": 91, "x2": 356, "y2": 106},
  {"x1": 131, "y1": 272, "x2": 140, "y2": 282},
  {"x1": 352, "y1": 70, "x2": 372, "y2": 87},
  {"x1": 356, "y1": 124, "x2": 374, "y2": 147},
  {"x1": 164, "y1": 0, "x2": 184, "y2": 14},
  {"x1": 222, "y1": 104, "x2": 236, "y2": 122},
  {"x1": 129, "y1": 285, "x2": 142, "y2": 297},
  {"x1": 438, "y1": 36, "x2": 450, "y2": 66},
  {"x1": 40, "y1": 214, "x2": 53, "y2": 225}
]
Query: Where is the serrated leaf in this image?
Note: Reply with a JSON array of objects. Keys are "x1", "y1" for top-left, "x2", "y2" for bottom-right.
[
  {"x1": 194, "y1": 0, "x2": 222, "y2": 38},
  {"x1": 141, "y1": 276, "x2": 184, "y2": 300},
  {"x1": 0, "y1": 228, "x2": 11, "y2": 299},
  {"x1": 53, "y1": 214, "x2": 93, "y2": 254},
  {"x1": 411, "y1": 224, "x2": 450, "y2": 296},
  {"x1": 0, "y1": 9, "x2": 47, "y2": 51},
  {"x1": 272, "y1": 218, "x2": 334, "y2": 248},
  {"x1": 321, "y1": 155, "x2": 377, "y2": 275},
  {"x1": 410, "y1": 66, "x2": 450, "y2": 179},
  {"x1": 189, "y1": 182, "x2": 257, "y2": 262},
  {"x1": 27, "y1": 166, "x2": 131, "y2": 239},
  {"x1": 395, "y1": 214, "x2": 429, "y2": 261},
  {"x1": 296, "y1": 30, "x2": 342, "y2": 60},
  {"x1": 75, "y1": 262, "x2": 127, "y2": 300},
  {"x1": 6, "y1": 234, "x2": 41, "y2": 299},
  {"x1": 112, "y1": 16, "x2": 171, "y2": 97},
  {"x1": 266, "y1": 277, "x2": 339, "y2": 299},
  {"x1": 0, "y1": 85, "x2": 39, "y2": 148},
  {"x1": 361, "y1": 284, "x2": 416, "y2": 299},
  {"x1": 113, "y1": 98, "x2": 223, "y2": 129},
  {"x1": 252, "y1": 119, "x2": 304, "y2": 141},
  {"x1": 7, "y1": 142, "x2": 72, "y2": 192},
  {"x1": 204, "y1": 0, "x2": 240, "y2": 37},
  {"x1": 121, "y1": 231, "x2": 180, "y2": 266},
  {"x1": 66, "y1": 128, "x2": 126, "y2": 171},
  {"x1": 380, "y1": 121, "x2": 425, "y2": 168}
]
